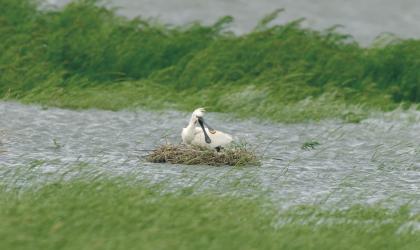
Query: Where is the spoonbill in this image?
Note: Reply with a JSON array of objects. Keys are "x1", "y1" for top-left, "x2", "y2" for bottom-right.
[{"x1": 181, "y1": 108, "x2": 233, "y2": 151}]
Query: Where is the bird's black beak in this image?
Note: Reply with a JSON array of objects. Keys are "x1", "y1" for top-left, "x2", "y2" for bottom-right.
[
  {"x1": 198, "y1": 117, "x2": 211, "y2": 144},
  {"x1": 201, "y1": 119, "x2": 216, "y2": 134}
]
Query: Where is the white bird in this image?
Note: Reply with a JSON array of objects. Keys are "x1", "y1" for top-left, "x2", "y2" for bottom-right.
[{"x1": 181, "y1": 108, "x2": 233, "y2": 150}]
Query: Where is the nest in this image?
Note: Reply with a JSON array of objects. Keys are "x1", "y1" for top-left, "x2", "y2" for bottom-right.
[{"x1": 146, "y1": 144, "x2": 259, "y2": 167}]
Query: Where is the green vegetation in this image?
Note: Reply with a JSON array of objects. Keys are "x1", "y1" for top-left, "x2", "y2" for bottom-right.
[
  {"x1": 2, "y1": 2, "x2": 419, "y2": 248},
  {"x1": 0, "y1": 179, "x2": 419, "y2": 250},
  {"x1": 146, "y1": 143, "x2": 259, "y2": 166},
  {"x1": 301, "y1": 140, "x2": 320, "y2": 150},
  {"x1": 1, "y1": 0, "x2": 420, "y2": 122}
]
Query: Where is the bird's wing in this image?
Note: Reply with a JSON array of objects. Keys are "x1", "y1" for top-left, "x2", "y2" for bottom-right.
[
  {"x1": 192, "y1": 127, "x2": 232, "y2": 147},
  {"x1": 208, "y1": 130, "x2": 233, "y2": 147}
]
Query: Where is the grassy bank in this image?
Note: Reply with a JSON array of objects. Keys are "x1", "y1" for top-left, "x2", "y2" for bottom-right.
[
  {"x1": 1, "y1": 0, "x2": 419, "y2": 121},
  {"x1": 0, "y1": 179, "x2": 419, "y2": 250}
]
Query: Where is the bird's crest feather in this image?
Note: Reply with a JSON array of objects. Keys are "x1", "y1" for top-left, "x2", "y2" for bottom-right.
[{"x1": 192, "y1": 107, "x2": 205, "y2": 117}]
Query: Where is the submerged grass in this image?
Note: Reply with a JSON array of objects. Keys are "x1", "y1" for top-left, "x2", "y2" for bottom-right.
[
  {"x1": 1, "y1": 0, "x2": 420, "y2": 121},
  {"x1": 0, "y1": 179, "x2": 419, "y2": 250},
  {"x1": 301, "y1": 140, "x2": 321, "y2": 150},
  {"x1": 146, "y1": 143, "x2": 259, "y2": 166}
]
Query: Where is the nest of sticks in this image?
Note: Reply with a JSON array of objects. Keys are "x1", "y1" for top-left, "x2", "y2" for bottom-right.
[{"x1": 146, "y1": 144, "x2": 259, "y2": 167}]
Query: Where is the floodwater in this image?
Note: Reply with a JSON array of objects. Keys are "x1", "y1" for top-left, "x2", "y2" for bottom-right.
[
  {"x1": 1, "y1": 102, "x2": 419, "y2": 210},
  {"x1": 46, "y1": 0, "x2": 420, "y2": 45}
]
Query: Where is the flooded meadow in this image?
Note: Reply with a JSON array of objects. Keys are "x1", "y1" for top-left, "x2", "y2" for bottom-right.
[{"x1": 1, "y1": 101, "x2": 419, "y2": 211}]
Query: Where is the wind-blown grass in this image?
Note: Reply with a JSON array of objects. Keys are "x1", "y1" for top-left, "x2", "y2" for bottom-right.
[
  {"x1": 1, "y1": 0, "x2": 420, "y2": 122},
  {"x1": 146, "y1": 143, "x2": 259, "y2": 166},
  {"x1": 0, "y1": 179, "x2": 419, "y2": 250}
]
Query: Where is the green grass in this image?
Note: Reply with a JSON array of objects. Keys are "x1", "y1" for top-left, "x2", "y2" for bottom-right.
[
  {"x1": 2, "y1": 2, "x2": 419, "y2": 248},
  {"x1": 0, "y1": 179, "x2": 419, "y2": 250},
  {"x1": 1, "y1": 0, "x2": 420, "y2": 122}
]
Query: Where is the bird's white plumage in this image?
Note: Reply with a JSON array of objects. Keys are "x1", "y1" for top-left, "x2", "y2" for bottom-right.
[{"x1": 182, "y1": 108, "x2": 233, "y2": 149}]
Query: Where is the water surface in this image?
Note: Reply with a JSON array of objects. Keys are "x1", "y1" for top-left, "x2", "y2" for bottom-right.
[
  {"x1": 46, "y1": 0, "x2": 420, "y2": 45},
  {"x1": 1, "y1": 102, "x2": 419, "y2": 210}
]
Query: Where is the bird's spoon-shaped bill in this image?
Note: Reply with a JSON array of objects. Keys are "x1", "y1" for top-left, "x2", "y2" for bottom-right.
[
  {"x1": 202, "y1": 119, "x2": 216, "y2": 134},
  {"x1": 198, "y1": 117, "x2": 212, "y2": 144}
]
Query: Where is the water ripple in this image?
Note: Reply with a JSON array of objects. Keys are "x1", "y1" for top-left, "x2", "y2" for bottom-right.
[{"x1": 0, "y1": 101, "x2": 419, "y2": 210}]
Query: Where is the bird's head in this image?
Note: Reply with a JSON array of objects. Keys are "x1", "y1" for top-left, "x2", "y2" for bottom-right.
[
  {"x1": 191, "y1": 108, "x2": 205, "y2": 124},
  {"x1": 191, "y1": 108, "x2": 213, "y2": 143}
]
